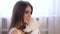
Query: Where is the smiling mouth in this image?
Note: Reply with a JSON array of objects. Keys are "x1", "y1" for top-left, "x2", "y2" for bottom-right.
[{"x1": 26, "y1": 18, "x2": 30, "y2": 21}]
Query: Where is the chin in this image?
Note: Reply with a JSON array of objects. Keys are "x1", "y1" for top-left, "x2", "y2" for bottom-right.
[
  {"x1": 25, "y1": 21, "x2": 28, "y2": 24},
  {"x1": 23, "y1": 18, "x2": 40, "y2": 32}
]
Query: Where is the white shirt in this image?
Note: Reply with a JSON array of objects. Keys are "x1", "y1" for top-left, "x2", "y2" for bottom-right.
[
  {"x1": 9, "y1": 27, "x2": 21, "y2": 34},
  {"x1": 31, "y1": 29, "x2": 40, "y2": 34}
]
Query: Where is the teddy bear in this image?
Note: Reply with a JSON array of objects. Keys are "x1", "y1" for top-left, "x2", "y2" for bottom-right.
[{"x1": 23, "y1": 18, "x2": 40, "y2": 34}]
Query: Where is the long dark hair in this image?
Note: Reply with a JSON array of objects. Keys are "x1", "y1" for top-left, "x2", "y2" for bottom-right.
[{"x1": 9, "y1": 1, "x2": 33, "y2": 31}]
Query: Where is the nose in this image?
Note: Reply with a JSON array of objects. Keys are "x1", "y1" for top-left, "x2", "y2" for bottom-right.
[{"x1": 28, "y1": 13, "x2": 31, "y2": 18}]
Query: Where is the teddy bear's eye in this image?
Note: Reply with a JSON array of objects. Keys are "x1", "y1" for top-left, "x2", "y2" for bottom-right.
[{"x1": 36, "y1": 18, "x2": 39, "y2": 21}]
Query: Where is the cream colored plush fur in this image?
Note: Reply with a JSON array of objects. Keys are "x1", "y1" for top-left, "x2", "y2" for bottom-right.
[{"x1": 23, "y1": 18, "x2": 40, "y2": 33}]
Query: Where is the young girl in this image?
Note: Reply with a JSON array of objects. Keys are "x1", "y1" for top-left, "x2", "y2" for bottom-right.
[{"x1": 9, "y1": 1, "x2": 33, "y2": 34}]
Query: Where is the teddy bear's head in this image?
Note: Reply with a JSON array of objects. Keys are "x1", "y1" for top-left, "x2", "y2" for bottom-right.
[{"x1": 23, "y1": 18, "x2": 40, "y2": 33}]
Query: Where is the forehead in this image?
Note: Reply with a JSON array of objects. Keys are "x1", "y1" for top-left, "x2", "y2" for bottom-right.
[{"x1": 25, "y1": 6, "x2": 31, "y2": 11}]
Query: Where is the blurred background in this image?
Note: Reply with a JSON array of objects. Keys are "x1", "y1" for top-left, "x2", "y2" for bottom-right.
[{"x1": 0, "y1": 0, "x2": 60, "y2": 34}]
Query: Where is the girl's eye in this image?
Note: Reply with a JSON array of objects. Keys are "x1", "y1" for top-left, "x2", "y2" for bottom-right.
[
  {"x1": 25, "y1": 11, "x2": 29, "y2": 14},
  {"x1": 25, "y1": 11, "x2": 32, "y2": 14}
]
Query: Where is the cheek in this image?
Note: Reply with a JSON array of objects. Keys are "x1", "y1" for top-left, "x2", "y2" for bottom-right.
[
  {"x1": 24, "y1": 14, "x2": 28, "y2": 23},
  {"x1": 24, "y1": 15, "x2": 27, "y2": 20},
  {"x1": 24, "y1": 14, "x2": 31, "y2": 24}
]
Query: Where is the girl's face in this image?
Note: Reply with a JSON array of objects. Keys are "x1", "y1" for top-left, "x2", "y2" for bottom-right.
[{"x1": 24, "y1": 6, "x2": 32, "y2": 24}]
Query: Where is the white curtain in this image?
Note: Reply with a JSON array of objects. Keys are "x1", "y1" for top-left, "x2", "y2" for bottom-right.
[{"x1": 48, "y1": 0, "x2": 60, "y2": 34}]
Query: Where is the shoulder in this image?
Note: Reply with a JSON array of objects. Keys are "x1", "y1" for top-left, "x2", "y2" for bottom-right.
[
  {"x1": 9, "y1": 27, "x2": 18, "y2": 34},
  {"x1": 11, "y1": 30, "x2": 18, "y2": 34}
]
